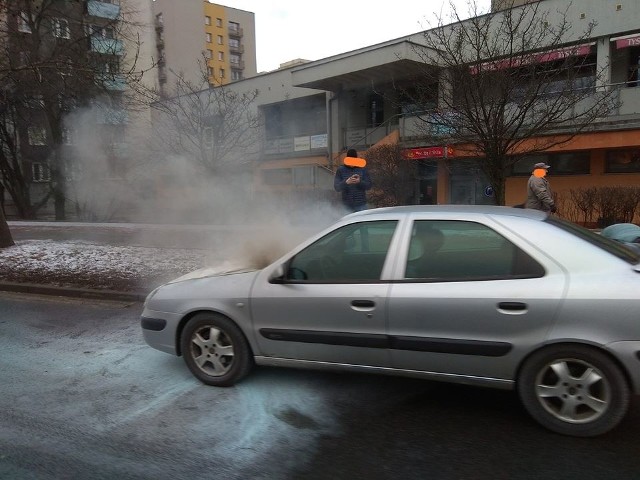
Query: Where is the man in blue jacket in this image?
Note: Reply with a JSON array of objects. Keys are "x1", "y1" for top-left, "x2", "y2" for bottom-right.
[{"x1": 334, "y1": 149, "x2": 373, "y2": 212}]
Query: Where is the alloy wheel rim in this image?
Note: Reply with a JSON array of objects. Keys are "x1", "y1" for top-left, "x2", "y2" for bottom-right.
[
  {"x1": 534, "y1": 358, "x2": 610, "y2": 424},
  {"x1": 190, "y1": 326, "x2": 235, "y2": 376}
]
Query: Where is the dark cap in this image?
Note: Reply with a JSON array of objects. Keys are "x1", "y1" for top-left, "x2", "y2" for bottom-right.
[
  {"x1": 346, "y1": 148, "x2": 358, "y2": 158},
  {"x1": 533, "y1": 162, "x2": 551, "y2": 170}
]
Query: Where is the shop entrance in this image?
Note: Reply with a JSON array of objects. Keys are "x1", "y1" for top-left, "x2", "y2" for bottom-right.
[{"x1": 417, "y1": 160, "x2": 437, "y2": 205}]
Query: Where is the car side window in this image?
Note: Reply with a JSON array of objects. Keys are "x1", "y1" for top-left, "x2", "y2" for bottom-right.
[
  {"x1": 404, "y1": 220, "x2": 545, "y2": 281},
  {"x1": 288, "y1": 220, "x2": 398, "y2": 282}
]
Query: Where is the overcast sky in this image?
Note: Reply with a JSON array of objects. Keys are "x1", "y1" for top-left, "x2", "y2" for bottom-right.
[{"x1": 222, "y1": 1, "x2": 493, "y2": 72}]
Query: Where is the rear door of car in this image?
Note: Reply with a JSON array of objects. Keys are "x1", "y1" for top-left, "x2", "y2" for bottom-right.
[
  {"x1": 250, "y1": 219, "x2": 401, "y2": 367},
  {"x1": 387, "y1": 216, "x2": 566, "y2": 384}
]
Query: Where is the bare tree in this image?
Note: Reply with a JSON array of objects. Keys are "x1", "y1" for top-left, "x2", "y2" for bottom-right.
[
  {"x1": 0, "y1": 0, "x2": 149, "y2": 220},
  {"x1": 365, "y1": 144, "x2": 416, "y2": 207},
  {"x1": 404, "y1": 0, "x2": 619, "y2": 205},
  {"x1": 151, "y1": 55, "x2": 261, "y2": 178}
]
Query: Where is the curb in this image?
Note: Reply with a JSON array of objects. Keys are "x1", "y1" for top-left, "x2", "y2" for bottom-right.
[{"x1": 0, "y1": 282, "x2": 149, "y2": 302}]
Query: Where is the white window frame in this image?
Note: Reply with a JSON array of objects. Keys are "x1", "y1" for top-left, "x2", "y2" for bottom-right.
[
  {"x1": 218, "y1": 51, "x2": 224, "y2": 61},
  {"x1": 205, "y1": 16, "x2": 211, "y2": 26},
  {"x1": 32, "y1": 162, "x2": 51, "y2": 182},
  {"x1": 219, "y1": 68, "x2": 225, "y2": 79},
  {"x1": 206, "y1": 32, "x2": 212, "y2": 43},
  {"x1": 217, "y1": 35, "x2": 223, "y2": 45},
  {"x1": 53, "y1": 18, "x2": 70, "y2": 39}
]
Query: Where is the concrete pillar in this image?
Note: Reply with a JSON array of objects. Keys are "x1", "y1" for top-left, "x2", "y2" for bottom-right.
[{"x1": 596, "y1": 36, "x2": 611, "y2": 91}]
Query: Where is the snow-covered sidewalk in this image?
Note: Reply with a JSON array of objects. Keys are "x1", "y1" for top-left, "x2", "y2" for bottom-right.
[{"x1": 0, "y1": 239, "x2": 206, "y2": 292}]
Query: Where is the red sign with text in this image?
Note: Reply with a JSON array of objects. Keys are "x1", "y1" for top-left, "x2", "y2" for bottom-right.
[{"x1": 402, "y1": 146, "x2": 454, "y2": 160}]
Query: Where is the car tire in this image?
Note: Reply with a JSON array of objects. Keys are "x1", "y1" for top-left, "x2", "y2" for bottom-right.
[
  {"x1": 517, "y1": 345, "x2": 629, "y2": 437},
  {"x1": 180, "y1": 313, "x2": 253, "y2": 387}
]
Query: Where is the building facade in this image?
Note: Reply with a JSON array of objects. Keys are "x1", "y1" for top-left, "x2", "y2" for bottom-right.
[
  {"x1": 151, "y1": 0, "x2": 256, "y2": 96},
  {"x1": 214, "y1": 0, "x2": 640, "y2": 224}
]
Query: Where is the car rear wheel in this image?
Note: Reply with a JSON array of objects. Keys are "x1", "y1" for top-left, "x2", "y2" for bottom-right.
[
  {"x1": 517, "y1": 345, "x2": 629, "y2": 437},
  {"x1": 180, "y1": 313, "x2": 253, "y2": 387}
]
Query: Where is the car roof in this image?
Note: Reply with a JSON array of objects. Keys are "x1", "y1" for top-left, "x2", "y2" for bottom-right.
[{"x1": 344, "y1": 205, "x2": 548, "y2": 221}]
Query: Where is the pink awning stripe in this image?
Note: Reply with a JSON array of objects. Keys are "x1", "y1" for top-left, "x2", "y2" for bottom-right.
[
  {"x1": 470, "y1": 43, "x2": 593, "y2": 74},
  {"x1": 614, "y1": 34, "x2": 640, "y2": 49}
]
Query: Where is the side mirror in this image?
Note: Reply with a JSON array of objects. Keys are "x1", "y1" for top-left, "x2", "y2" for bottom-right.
[{"x1": 268, "y1": 264, "x2": 286, "y2": 284}]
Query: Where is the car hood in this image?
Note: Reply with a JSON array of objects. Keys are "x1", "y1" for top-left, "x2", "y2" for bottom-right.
[
  {"x1": 146, "y1": 267, "x2": 261, "y2": 315},
  {"x1": 168, "y1": 263, "x2": 259, "y2": 284}
]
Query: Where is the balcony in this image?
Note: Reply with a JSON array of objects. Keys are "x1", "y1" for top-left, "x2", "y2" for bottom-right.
[
  {"x1": 230, "y1": 60, "x2": 244, "y2": 70},
  {"x1": 86, "y1": 0, "x2": 120, "y2": 20},
  {"x1": 96, "y1": 106, "x2": 128, "y2": 124},
  {"x1": 97, "y1": 73, "x2": 126, "y2": 91},
  {"x1": 229, "y1": 44, "x2": 244, "y2": 54},
  {"x1": 228, "y1": 26, "x2": 243, "y2": 38},
  {"x1": 90, "y1": 36, "x2": 124, "y2": 55}
]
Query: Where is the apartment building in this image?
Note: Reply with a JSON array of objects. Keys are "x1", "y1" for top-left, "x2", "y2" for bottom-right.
[
  {"x1": 151, "y1": 0, "x2": 256, "y2": 95},
  {"x1": 0, "y1": 0, "x2": 158, "y2": 220}
]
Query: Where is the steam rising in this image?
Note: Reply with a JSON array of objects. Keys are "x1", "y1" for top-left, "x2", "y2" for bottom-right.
[{"x1": 63, "y1": 105, "x2": 343, "y2": 274}]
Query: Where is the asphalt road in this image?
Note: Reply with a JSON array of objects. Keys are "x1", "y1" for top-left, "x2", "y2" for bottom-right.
[{"x1": 1, "y1": 292, "x2": 639, "y2": 480}]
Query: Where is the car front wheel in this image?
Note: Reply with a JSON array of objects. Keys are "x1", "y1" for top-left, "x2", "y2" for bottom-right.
[
  {"x1": 180, "y1": 313, "x2": 253, "y2": 387},
  {"x1": 517, "y1": 345, "x2": 629, "y2": 437}
]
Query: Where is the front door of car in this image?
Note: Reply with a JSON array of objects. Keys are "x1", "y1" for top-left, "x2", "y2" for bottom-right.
[
  {"x1": 250, "y1": 220, "x2": 398, "y2": 367},
  {"x1": 387, "y1": 219, "x2": 566, "y2": 383}
]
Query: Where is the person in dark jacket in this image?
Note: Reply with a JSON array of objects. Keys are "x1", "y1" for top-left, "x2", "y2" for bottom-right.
[
  {"x1": 525, "y1": 162, "x2": 557, "y2": 213},
  {"x1": 334, "y1": 149, "x2": 372, "y2": 212}
]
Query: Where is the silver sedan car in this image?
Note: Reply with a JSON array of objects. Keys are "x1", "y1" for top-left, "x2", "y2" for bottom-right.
[{"x1": 141, "y1": 206, "x2": 640, "y2": 437}]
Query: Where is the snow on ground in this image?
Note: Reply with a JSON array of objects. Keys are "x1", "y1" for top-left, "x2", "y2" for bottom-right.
[{"x1": 0, "y1": 239, "x2": 207, "y2": 291}]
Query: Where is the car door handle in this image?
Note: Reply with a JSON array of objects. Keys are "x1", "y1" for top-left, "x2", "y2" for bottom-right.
[
  {"x1": 497, "y1": 302, "x2": 528, "y2": 313},
  {"x1": 351, "y1": 300, "x2": 375, "y2": 309}
]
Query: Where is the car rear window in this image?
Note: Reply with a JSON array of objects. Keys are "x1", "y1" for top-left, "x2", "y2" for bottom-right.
[{"x1": 546, "y1": 217, "x2": 640, "y2": 264}]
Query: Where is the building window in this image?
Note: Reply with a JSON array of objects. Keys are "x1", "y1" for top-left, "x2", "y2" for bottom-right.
[
  {"x1": 217, "y1": 35, "x2": 223, "y2": 45},
  {"x1": 53, "y1": 18, "x2": 70, "y2": 39},
  {"x1": 511, "y1": 152, "x2": 590, "y2": 176},
  {"x1": 18, "y1": 51, "x2": 30, "y2": 66},
  {"x1": 293, "y1": 166, "x2": 315, "y2": 186},
  {"x1": 218, "y1": 51, "x2": 224, "y2": 61},
  {"x1": 231, "y1": 71, "x2": 242, "y2": 81},
  {"x1": 206, "y1": 33, "x2": 212, "y2": 43},
  {"x1": 88, "y1": 24, "x2": 114, "y2": 39},
  {"x1": 229, "y1": 38, "x2": 239, "y2": 48},
  {"x1": 206, "y1": 49, "x2": 213, "y2": 59},
  {"x1": 230, "y1": 54, "x2": 240, "y2": 65},
  {"x1": 207, "y1": 66, "x2": 213, "y2": 77},
  {"x1": 62, "y1": 127, "x2": 74, "y2": 145},
  {"x1": 203, "y1": 127, "x2": 214, "y2": 148},
  {"x1": 32, "y1": 163, "x2": 51, "y2": 182},
  {"x1": 28, "y1": 126, "x2": 47, "y2": 145},
  {"x1": 17, "y1": 11, "x2": 31, "y2": 33},
  {"x1": 219, "y1": 68, "x2": 225, "y2": 79},
  {"x1": 216, "y1": 18, "x2": 222, "y2": 27},
  {"x1": 205, "y1": 16, "x2": 211, "y2": 26},
  {"x1": 59, "y1": 57, "x2": 73, "y2": 76},
  {"x1": 228, "y1": 21, "x2": 239, "y2": 33},
  {"x1": 263, "y1": 168, "x2": 292, "y2": 185},
  {"x1": 605, "y1": 149, "x2": 640, "y2": 173}
]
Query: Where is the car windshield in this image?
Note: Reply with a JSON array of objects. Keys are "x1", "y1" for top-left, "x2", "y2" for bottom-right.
[{"x1": 546, "y1": 217, "x2": 640, "y2": 264}]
